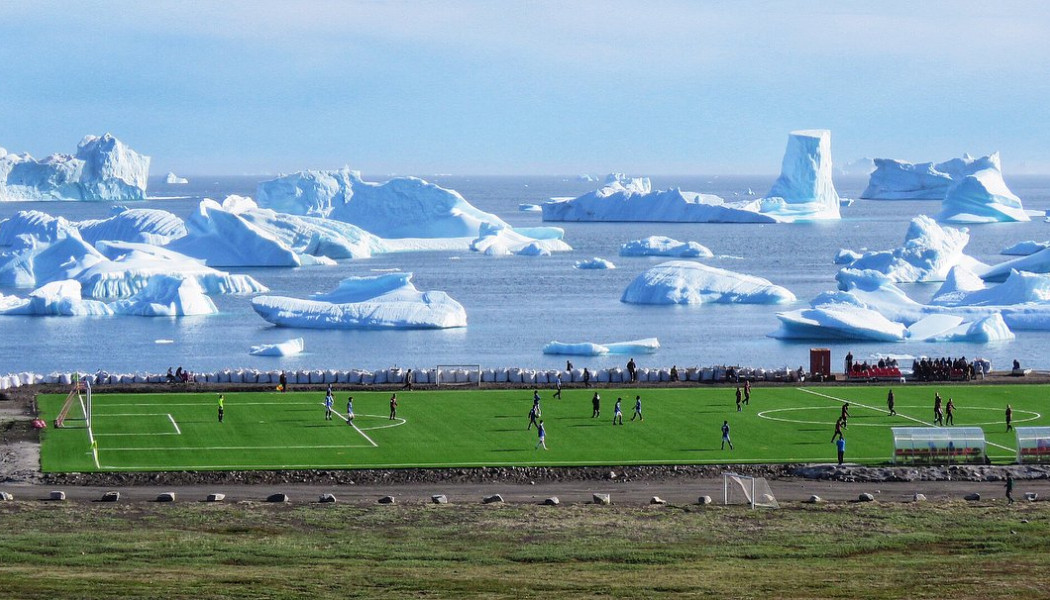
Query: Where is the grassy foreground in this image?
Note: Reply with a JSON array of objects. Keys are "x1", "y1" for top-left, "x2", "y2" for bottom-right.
[{"x1": 0, "y1": 500, "x2": 1048, "y2": 599}]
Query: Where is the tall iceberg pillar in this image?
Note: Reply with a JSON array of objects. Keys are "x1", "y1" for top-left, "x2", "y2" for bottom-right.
[{"x1": 761, "y1": 129, "x2": 841, "y2": 222}]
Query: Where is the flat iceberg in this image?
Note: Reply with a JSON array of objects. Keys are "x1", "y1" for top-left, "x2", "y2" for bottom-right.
[
  {"x1": 574, "y1": 257, "x2": 616, "y2": 269},
  {"x1": 621, "y1": 260, "x2": 796, "y2": 305},
  {"x1": 469, "y1": 223, "x2": 572, "y2": 256},
  {"x1": 620, "y1": 236, "x2": 713, "y2": 258},
  {"x1": 1002, "y1": 240, "x2": 1050, "y2": 256},
  {"x1": 256, "y1": 168, "x2": 510, "y2": 238},
  {"x1": 76, "y1": 207, "x2": 187, "y2": 246},
  {"x1": 249, "y1": 337, "x2": 305, "y2": 357},
  {"x1": 165, "y1": 172, "x2": 188, "y2": 184},
  {"x1": 0, "y1": 280, "x2": 112, "y2": 316},
  {"x1": 861, "y1": 154, "x2": 991, "y2": 200},
  {"x1": 110, "y1": 275, "x2": 217, "y2": 316},
  {"x1": 0, "y1": 134, "x2": 149, "y2": 201},
  {"x1": 251, "y1": 272, "x2": 467, "y2": 329},
  {"x1": 518, "y1": 203, "x2": 541, "y2": 212},
  {"x1": 543, "y1": 338, "x2": 660, "y2": 356},
  {"x1": 938, "y1": 154, "x2": 1028, "y2": 223},
  {"x1": 775, "y1": 305, "x2": 908, "y2": 341},
  {"x1": 843, "y1": 216, "x2": 981, "y2": 282},
  {"x1": 760, "y1": 129, "x2": 841, "y2": 222}
]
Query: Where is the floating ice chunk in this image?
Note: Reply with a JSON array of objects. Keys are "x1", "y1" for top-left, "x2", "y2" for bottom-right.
[
  {"x1": 1002, "y1": 240, "x2": 1050, "y2": 256},
  {"x1": 845, "y1": 216, "x2": 980, "y2": 282},
  {"x1": 924, "y1": 313, "x2": 1014, "y2": 342},
  {"x1": 930, "y1": 265, "x2": 988, "y2": 305},
  {"x1": 977, "y1": 248, "x2": 1050, "y2": 282},
  {"x1": 621, "y1": 260, "x2": 796, "y2": 305},
  {"x1": 155, "y1": 339, "x2": 174, "y2": 344},
  {"x1": 774, "y1": 305, "x2": 907, "y2": 341},
  {"x1": 470, "y1": 224, "x2": 571, "y2": 256},
  {"x1": 76, "y1": 207, "x2": 187, "y2": 246},
  {"x1": 251, "y1": 272, "x2": 467, "y2": 329},
  {"x1": 518, "y1": 203, "x2": 542, "y2": 212},
  {"x1": 250, "y1": 337, "x2": 305, "y2": 357},
  {"x1": 543, "y1": 341, "x2": 610, "y2": 356},
  {"x1": 939, "y1": 155, "x2": 1028, "y2": 223},
  {"x1": 256, "y1": 168, "x2": 510, "y2": 238},
  {"x1": 905, "y1": 314, "x2": 966, "y2": 341},
  {"x1": 0, "y1": 280, "x2": 112, "y2": 316},
  {"x1": 834, "y1": 249, "x2": 862, "y2": 265},
  {"x1": 165, "y1": 172, "x2": 188, "y2": 184},
  {"x1": 169, "y1": 197, "x2": 300, "y2": 267},
  {"x1": 760, "y1": 130, "x2": 841, "y2": 222},
  {"x1": 0, "y1": 210, "x2": 81, "y2": 247},
  {"x1": 605, "y1": 338, "x2": 660, "y2": 354},
  {"x1": 0, "y1": 134, "x2": 149, "y2": 201},
  {"x1": 576, "y1": 174, "x2": 598, "y2": 182},
  {"x1": 620, "y1": 236, "x2": 713, "y2": 258},
  {"x1": 934, "y1": 269, "x2": 1050, "y2": 307},
  {"x1": 861, "y1": 154, "x2": 991, "y2": 200},
  {"x1": 110, "y1": 275, "x2": 217, "y2": 316},
  {"x1": 574, "y1": 257, "x2": 616, "y2": 269}
]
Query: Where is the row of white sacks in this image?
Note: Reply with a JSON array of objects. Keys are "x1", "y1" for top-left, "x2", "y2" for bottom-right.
[{"x1": 0, "y1": 365, "x2": 807, "y2": 390}]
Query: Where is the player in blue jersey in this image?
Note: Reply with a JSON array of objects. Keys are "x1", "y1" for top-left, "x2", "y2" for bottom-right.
[
  {"x1": 721, "y1": 420, "x2": 734, "y2": 450},
  {"x1": 535, "y1": 420, "x2": 547, "y2": 450},
  {"x1": 631, "y1": 395, "x2": 642, "y2": 421},
  {"x1": 613, "y1": 397, "x2": 623, "y2": 425}
]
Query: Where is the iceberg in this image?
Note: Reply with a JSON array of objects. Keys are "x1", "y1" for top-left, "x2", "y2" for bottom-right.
[
  {"x1": 543, "y1": 338, "x2": 659, "y2": 356},
  {"x1": 76, "y1": 207, "x2": 187, "y2": 246},
  {"x1": 0, "y1": 134, "x2": 149, "y2": 201},
  {"x1": 1002, "y1": 240, "x2": 1050, "y2": 256},
  {"x1": 844, "y1": 216, "x2": 981, "y2": 282},
  {"x1": 761, "y1": 129, "x2": 842, "y2": 222},
  {"x1": 836, "y1": 158, "x2": 876, "y2": 177},
  {"x1": 256, "y1": 168, "x2": 510, "y2": 238},
  {"x1": 0, "y1": 221, "x2": 106, "y2": 288},
  {"x1": 0, "y1": 280, "x2": 111, "y2": 316},
  {"x1": 976, "y1": 248, "x2": 1050, "y2": 282},
  {"x1": 621, "y1": 260, "x2": 796, "y2": 305},
  {"x1": 834, "y1": 249, "x2": 863, "y2": 265},
  {"x1": 518, "y1": 203, "x2": 542, "y2": 212},
  {"x1": 249, "y1": 337, "x2": 305, "y2": 357},
  {"x1": 165, "y1": 172, "x2": 189, "y2": 184},
  {"x1": 469, "y1": 223, "x2": 572, "y2": 256},
  {"x1": 862, "y1": 158, "x2": 957, "y2": 200},
  {"x1": 251, "y1": 272, "x2": 467, "y2": 329},
  {"x1": 620, "y1": 236, "x2": 713, "y2": 258},
  {"x1": 938, "y1": 155, "x2": 1028, "y2": 223},
  {"x1": 574, "y1": 257, "x2": 616, "y2": 270},
  {"x1": 110, "y1": 275, "x2": 217, "y2": 316}
]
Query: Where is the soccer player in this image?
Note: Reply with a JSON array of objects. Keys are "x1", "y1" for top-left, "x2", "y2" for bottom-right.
[
  {"x1": 346, "y1": 396, "x2": 355, "y2": 424},
  {"x1": 1006, "y1": 404, "x2": 1013, "y2": 431},
  {"x1": 631, "y1": 395, "x2": 643, "y2": 421},
  {"x1": 279, "y1": 371, "x2": 288, "y2": 393},
  {"x1": 735, "y1": 387, "x2": 742, "y2": 412},
  {"x1": 933, "y1": 393, "x2": 943, "y2": 426},
  {"x1": 389, "y1": 393, "x2": 397, "y2": 420},
  {"x1": 528, "y1": 404, "x2": 539, "y2": 430},
  {"x1": 324, "y1": 391, "x2": 334, "y2": 421},
  {"x1": 743, "y1": 380, "x2": 751, "y2": 405},
  {"x1": 887, "y1": 389, "x2": 896, "y2": 416},
  {"x1": 721, "y1": 420, "x2": 734, "y2": 450},
  {"x1": 535, "y1": 420, "x2": 547, "y2": 450},
  {"x1": 841, "y1": 403, "x2": 850, "y2": 421},
  {"x1": 1005, "y1": 473, "x2": 1015, "y2": 503},
  {"x1": 945, "y1": 398, "x2": 955, "y2": 425},
  {"x1": 217, "y1": 394, "x2": 224, "y2": 423},
  {"x1": 553, "y1": 375, "x2": 562, "y2": 399},
  {"x1": 613, "y1": 397, "x2": 623, "y2": 425},
  {"x1": 591, "y1": 392, "x2": 600, "y2": 418},
  {"x1": 533, "y1": 390, "x2": 542, "y2": 417},
  {"x1": 831, "y1": 417, "x2": 845, "y2": 442},
  {"x1": 836, "y1": 436, "x2": 846, "y2": 465}
]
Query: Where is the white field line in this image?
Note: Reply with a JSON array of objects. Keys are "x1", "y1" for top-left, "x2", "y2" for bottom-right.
[
  {"x1": 99, "y1": 401, "x2": 329, "y2": 408},
  {"x1": 167, "y1": 414, "x2": 182, "y2": 435},
  {"x1": 78, "y1": 393, "x2": 100, "y2": 469},
  {"x1": 327, "y1": 404, "x2": 378, "y2": 447},
  {"x1": 757, "y1": 405, "x2": 1041, "y2": 428},
  {"x1": 797, "y1": 387, "x2": 1015, "y2": 453},
  {"x1": 103, "y1": 444, "x2": 376, "y2": 452},
  {"x1": 95, "y1": 432, "x2": 180, "y2": 437}
]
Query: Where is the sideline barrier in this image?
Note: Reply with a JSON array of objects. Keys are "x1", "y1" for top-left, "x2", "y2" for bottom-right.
[{"x1": 892, "y1": 427, "x2": 986, "y2": 465}]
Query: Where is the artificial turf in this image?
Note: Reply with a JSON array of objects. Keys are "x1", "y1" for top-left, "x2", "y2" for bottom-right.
[{"x1": 37, "y1": 383, "x2": 1049, "y2": 472}]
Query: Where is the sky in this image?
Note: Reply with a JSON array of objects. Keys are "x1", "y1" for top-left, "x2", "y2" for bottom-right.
[{"x1": 1, "y1": 1, "x2": 1048, "y2": 176}]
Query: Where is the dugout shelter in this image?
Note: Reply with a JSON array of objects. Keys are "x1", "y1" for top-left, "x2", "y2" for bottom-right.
[{"x1": 892, "y1": 427, "x2": 985, "y2": 465}]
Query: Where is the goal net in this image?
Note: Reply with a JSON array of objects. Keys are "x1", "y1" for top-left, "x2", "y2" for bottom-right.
[
  {"x1": 435, "y1": 365, "x2": 481, "y2": 387},
  {"x1": 723, "y1": 472, "x2": 779, "y2": 509}
]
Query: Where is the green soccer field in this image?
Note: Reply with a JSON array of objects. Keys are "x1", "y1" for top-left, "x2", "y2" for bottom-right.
[{"x1": 37, "y1": 384, "x2": 1050, "y2": 472}]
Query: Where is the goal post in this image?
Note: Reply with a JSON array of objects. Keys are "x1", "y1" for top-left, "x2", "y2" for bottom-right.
[
  {"x1": 435, "y1": 364, "x2": 481, "y2": 387},
  {"x1": 723, "y1": 472, "x2": 779, "y2": 509}
]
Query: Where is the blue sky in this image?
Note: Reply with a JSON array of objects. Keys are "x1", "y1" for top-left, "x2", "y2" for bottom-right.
[{"x1": 1, "y1": 1, "x2": 1048, "y2": 175}]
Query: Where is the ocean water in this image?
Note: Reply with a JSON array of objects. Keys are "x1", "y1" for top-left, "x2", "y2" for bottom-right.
[{"x1": 2, "y1": 173, "x2": 1050, "y2": 376}]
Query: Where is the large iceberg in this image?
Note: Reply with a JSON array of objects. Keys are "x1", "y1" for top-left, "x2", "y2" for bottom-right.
[
  {"x1": 165, "y1": 172, "x2": 188, "y2": 184},
  {"x1": 838, "y1": 216, "x2": 982, "y2": 282},
  {"x1": 0, "y1": 134, "x2": 149, "y2": 201},
  {"x1": 251, "y1": 272, "x2": 467, "y2": 329},
  {"x1": 621, "y1": 261, "x2": 796, "y2": 305},
  {"x1": 938, "y1": 154, "x2": 1028, "y2": 223},
  {"x1": 0, "y1": 280, "x2": 111, "y2": 316},
  {"x1": 620, "y1": 236, "x2": 713, "y2": 258},
  {"x1": 0, "y1": 213, "x2": 106, "y2": 287},
  {"x1": 76, "y1": 207, "x2": 187, "y2": 246},
  {"x1": 110, "y1": 275, "x2": 217, "y2": 316},
  {"x1": 256, "y1": 169, "x2": 510, "y2": 238},
  {"x1": 543, "y1": 338, "x2": 660, "y2": 356},
  {"x1": 469, "y1": 223, "x2": 572, "y2": 256},
  {"x1": 760, "y1": 129, "x2": 841, "y2": 222}
]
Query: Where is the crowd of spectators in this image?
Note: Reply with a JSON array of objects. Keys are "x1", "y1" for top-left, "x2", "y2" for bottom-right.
[{"x1": 910, "y1": 356, "x2": 978, "y2": 382}]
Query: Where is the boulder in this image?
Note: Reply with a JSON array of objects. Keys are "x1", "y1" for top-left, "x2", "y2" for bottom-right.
[
  {"x1": 0, "y1": 491, "x2": 13, "y2": 501},
  {"x1": 804, "y1": 495, "x2": 823, "y2": 504},
  {"x1": 650, "y1": 496, "x2": 666, "y2": 505},
  {"x1": 318, "y1": 494, "x2": 337, "y2": 503},
  {"x1": 431, "y1": 494, "x2": 448, "y2": 504},
  {"x1": 100, "y1": 491, "x2": 120, "y2": 502},
  {"x1": 913, "y1": 493, "x2": 927, "y2": 502},
  {"x1": 858, "y1": 493, "x2": 875, "y2": 502},
  {"x1": 482, "y1": 494, "x2": 504, "y2": 504},
  {"x1": 206, "y1": 493, "x2": 225, "y2": 502},
  {"x1": 697, "y1": 495, "x2": 714, "y2": 505},
  {"x1": 543, "y1": 497, "x2": 560, "y2": 506},
  {"x1": 267, "y1": 493, "x2": 290, "y2": 503},
  {"x1": 964, "y1": 493, "x2": 981, "y2": 502},
  {"x1": 156, "y1": 492, "x2": 176, "y2": 502},
  {"x1": 378, "y1": 496, "x2": 396, "y2": 504},
  {"x1": 49, "y1": 490, "x2": 66, "y2": 501},
  {"x1": 1025, "y1": 492, "x2": 1038, "y2": 502},
  {"x1": 606, "y1": 471, "x2": 617, "y2": 480},
  {"x1": 593, "y1": 493, "x2": 611, "y2": 505}
]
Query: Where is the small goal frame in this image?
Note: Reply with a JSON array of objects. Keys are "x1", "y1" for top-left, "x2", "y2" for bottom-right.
[
  {"x1": 435, "y1": 364, "x2": 482, "y2": 387},
  {"x1": 723, "y1": 472, "x2": 779, "y2": 509}
]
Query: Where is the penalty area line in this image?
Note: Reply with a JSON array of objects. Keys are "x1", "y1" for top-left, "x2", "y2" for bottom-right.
[
  {"x1": 327, "y1": 403, "x2": 378, "y2": 447},
  {"x1": 168, "y1": 414, "x2": 181, "y2": 435}
]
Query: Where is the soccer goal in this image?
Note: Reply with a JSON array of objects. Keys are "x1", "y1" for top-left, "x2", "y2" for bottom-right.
[
  {"x1": 723, "y1": 472, "x2": 779, "y2": 509},
  {"x1": 435, "y1": 364, "x2": 481, "y2": 387}
]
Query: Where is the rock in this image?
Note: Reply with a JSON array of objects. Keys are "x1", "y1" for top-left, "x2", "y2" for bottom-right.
[
  {"x1": 697, "y1": 495, "x2": 713, "y2": 505},
  {"x1": 156, "y1": 492, "x2": 176, "y2": 502},
  {"x1": 650, "y1": 496, "x2": 666, "y2": 505},
  {"x1": 593, "y1": 493, "x2": 611, "y2": 505},
  {"x1": 606, "y1": 471, "x2": 617, "y2": 480},
  {"x1": 206, "y1": 493, "x2": 225, "y2": 502},
  {"x1": 543, "y1": 497, "x2": 560, "y2": 506},
  {"x1": 100, "y1": 491, "x2": 120, "y2": 502},
  {"x1": 482, "y1": 494, "x2": 504, "y2": 504},
  {"x1": 858, "y1": 493, "x2": 875, "y2": 502},
  {"x1": 267, "y1": 493, "x2": 290, "y2": 503},
  {"x1": 1025, "y1": 492, "x2": 1038, "y2": 502},
  {"x1": 319, "y1": 493, "x2": 337, "y2": 503},
  {"x1": 913, "y1": 493, "x2": 926, "y2": 502},
  {"x1": 805, "y1": 495, "x2": 823, "y2": 504},
  {"x1": 964, "y1": 493, "x2": 981, "y2": 501},
  {"x1": 431, "y1": 494, "x2": 448, "y2": 504},
  {"x1": 378, "y1": 496, "x2": 396, "y2": 504},
  {"x1": 0, "y1": 491, "x2": 13, "y2": 501},
  {"x1": 49, "y1": 490, "x2": 66, "y2": 501}
]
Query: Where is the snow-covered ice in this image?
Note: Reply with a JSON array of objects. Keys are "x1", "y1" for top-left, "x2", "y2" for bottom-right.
[
  {"x1": 938, "y1": 154, "x2": 1028, "y2": 223},
  {"x1": 761, "y1": 129, "x2": 842, "y2": 222},
  {"x1": 841, "y1": 216, "x2": 981, "y2": 282},
  {"x1": 0, "y1": 280, "x2": 111, "y2": 316},
  {"x1": 110, "y1": 275, "x2": 217, "y2": 316},
  {"x1": 518, "y1": 203, "x2": 542, "y2": 212},
  {"x1": 574, "y1": 257, "x2": 616, "y2": 269},
  {"x1": 76, "y1": 207, "x2": 187, "y2": 246},
  {"x1": 165, "y1": 172, "x2": 188, "y2": 184},
  {"x1": 0, "y1": 134, "x2": 149, "y2": 201},
  {"x1": 621, "y1": 261, "x2": 796, "y2": 305},
  {"x1": 251, "y1": 272, "x2": 467, "y2": 329},
  {"x1": 250, "y1": 337, "x2": 305, "y2": 357},
  {"x1": 469, "y1": 223, "x2": 571, "y2": 256},
  {"x1": 861, "y1": 154, "x2": 992, "y2": 200},
  {"x1": 619, "y1": 236, "x2": 713, "y2": 258},
  {"x1": 543, "y1": 338, "x2": 659, "y2": 356},
  {"x1": 1002, "y1": 241, "x2": 1050, "y2": 256}
]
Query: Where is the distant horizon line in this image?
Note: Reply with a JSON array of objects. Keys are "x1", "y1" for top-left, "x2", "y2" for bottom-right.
[{"x1": 149, "y1": 171, "x2": 1050, "y2": 180}]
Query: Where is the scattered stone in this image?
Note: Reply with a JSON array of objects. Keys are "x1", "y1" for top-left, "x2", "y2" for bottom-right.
[
  {"x1": 650, "y1": 496, "x2": 666, "y2": 505},
  {"x1": 593, "y1": 493, "x2": 611, "y2": 505},
  {"x1": 206, "y1": 493, "x2": 225, "y2": 502},
  {"x1": 156, "y1": 492, "x2": 176, "y2": 502},
  {"x1": 482, "y1": 494, "x2": 504, "y2": 504},
  {"x1": 1021, "y1": 519, "x2": 1030, "y2": 524},
  {"x1": 805, "y1": 495, "x2": 823, "y2": 504},
  {"x1": 49, "y1": 491, "x2": 65, "y2": 501},
  {"x1": 606, "y1": 471, "x2": 617, "y2": 480},
  {"x1": 964, "y1": 493, "x2": 981, "y2": 502},
  {"x1": 543, "y1": 497, "x2": 559, "y2": 506},
  {"x1": 318, "y1": 493, "x2": 337, "y2": 503},
  {"x1": 267, "y1": 493, "x2": 290, "y2": 503},
  {"x1": 913, "y1": 493, "x2": 926, "y2": 502},
  {"x1": 0, "y1": 491, "x2": 13, "y2": 501},
  {"x1": 431, "y1": 494, "x2": 448, "y2": 504},
  {"x1": 1025, "y1": 492, "x2": 1038, "y2": 502},
  {"x1": 378, "y1": 496, "x2": 396, "y2": 504},
  {"x1": 858, "y1": 493, "x2": 875, "y2": 502},
  {"x1": 100, "y1": 491, "x2": 120, "y2": 502}
]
